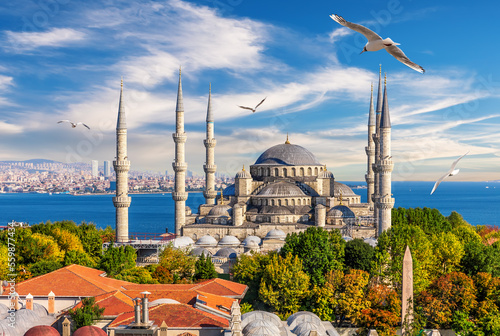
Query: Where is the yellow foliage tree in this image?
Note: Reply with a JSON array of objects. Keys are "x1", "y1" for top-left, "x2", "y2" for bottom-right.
[
  {"x1": 51, "y1": 228, "x2": 84, "y2": 253},
  {"x1": 30, "y1": 233, "x2": 64, "y2": 262}
]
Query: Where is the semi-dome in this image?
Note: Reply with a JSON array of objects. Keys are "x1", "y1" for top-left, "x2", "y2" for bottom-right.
[
  {"x1": 254, "y1": 143, "x2": 321, "y2": 166},
  {"x1": 195, "y1": 235, "x2": 218, "y2": 246},
  {"x1": 214, "y1": 247, "x2": 238, "y2": 258},
  {"x1": 207, "y1": 204, "x2": 232, "y2": 217},
  {"x1": 243, "y1": 236, "x2": 262, "y2": 245},
  {"x1": 73, "y1": 326, "x2": 107, "y2": 336},
  {"x1": 218, "y1": 235, "x2": 241, "y2": 246},
  {"x1": 258, "y1": 181, "x2": 305, "y2": 197},
  {"x1": 266, "y1": 206, "x2": 292, "y2": 215},
  {"x1": 327, "y1": 205, "x2": 355, "y2": 218},
  {"x1": 190, "y1": 247, "x2": 212, "y2": 257},
  {"x1": 24, "y1": 326, "x2": 60, "y2": 336},
  {"x1": 333, "y1": 182, "x2": 357, "y2": 196},
  {"x1": 265, "y1": 229, "x2": 286, "y2": 240}
]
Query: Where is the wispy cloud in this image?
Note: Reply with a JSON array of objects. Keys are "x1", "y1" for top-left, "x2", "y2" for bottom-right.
[{"x1": 4, "y1": 28, "x2": 86, "y2": 52}]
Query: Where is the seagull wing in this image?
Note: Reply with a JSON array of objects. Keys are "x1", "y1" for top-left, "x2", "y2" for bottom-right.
[
  {"x1": 81, "y1": 123, "x2": 91, "y2": 129},
  {"x1": 448, "y1": 151, "x2": 469, "y2": 172},
  {"x1": 57, "y1": 120, "x2": 71, "y2": 124},
  {"x1": 238, "y1": 105, "x2": 255, "y2": 112},
  {"x1": 254, "y1": 97, "x2": 267, "y2": 110},
  {"x1": 330, "y1": 14, "x2": 382, "y2": 41},
  {"x1": 385, "y1": 45, "x2": 425, "y2": 73},
  {"x1": 430, "y1": 173, "x2": 448, "y2": 195}
]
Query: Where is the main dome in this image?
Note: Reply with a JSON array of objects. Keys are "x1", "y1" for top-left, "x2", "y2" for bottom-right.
[{"x1": 254, "y1": 143, "x2": 321, "y2": 166}]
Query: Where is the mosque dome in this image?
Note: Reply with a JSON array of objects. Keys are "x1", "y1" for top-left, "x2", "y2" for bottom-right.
[
  {"x1": 292, "y1": 322, "x2": 327, "y2": 336},
  {"x1": 173, "y1": 236, "x2": 195, "y2": 248},
  {"x1": 236, "y1": 167, "x2": 252, "y2": 179},
  {"x1": 243, "y1": 236, "x2": 261, "y2": 245},
  {"x1": 150, "y1": 298, "x2": 180, "y2": 306},
  {"x1": 244, "y1": 240, "x2": 259, "y2": 249},
  {"x1": 243, "y1": 319, "x2": 281, "y2": 336},
  {"x1": 207, "y1": 204, "x2": 232, "y2": 217},
  {"x1": 333, "y1": 182, "x2": 357, "y2": 196},
  {"x1": 24, "y1": 326, "x2": 60, "y2": 336},
  {"x1": 190, "y1": 247, "x2": 212, "y2": 257},
  {"x1": 218, "y1": 235, "x2": 241, "y2": 246},
  {"x1": 342, "y1": 236, "x2": 353, "y2": 242},
  {"x1": 266, "y1": 206, "x2": 292, "y2": 215},
  {"x1": 364, "y1": 237, "x2": 378, "y2": 247},
  {"x1": 318, "y1": 169, "x2": 334, "y2": 178},
  {"x1": 258, "y1": 182, "x2": 305, "y2": 197},
  {"x1": 254, "y1": 143, "x2": 321, "y2": 166},
  {"x1": 214, "y1": 247, "x2": 238, "y2": 258},
  {"x1": 195, "y1": 235, "x2": 218, "y2": 247},
  {"x1": 73, "y1": 326, "x2": 107, "y2": 336},
  {"x1": 264, "y1": 229, "x2": 287, "y2": 240},
  {"x1": 327, "y1": 205, "x2": 355, "y2": 218}
]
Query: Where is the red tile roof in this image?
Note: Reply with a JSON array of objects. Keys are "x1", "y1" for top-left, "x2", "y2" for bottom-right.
[
  {"x1": 196, "y1": 291, "x2": 235, "y2": 315},
  {"x1": 109, "y1": 303, "x2": 229, "y2": 328},
  {"x1": 71, "y1": 290, "x2": 134, "y2": 317}
]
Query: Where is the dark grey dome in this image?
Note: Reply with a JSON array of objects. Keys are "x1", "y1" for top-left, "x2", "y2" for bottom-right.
[
  {"x1": 208, "y1": 204, "x2": 232, "y2": 217},
  {"x1": 266, "y1": 206, "x2": 292, "y2": 215},
  {"x1": 254, "y1": 143, "x2": 321, "y2": 166},
  {"x1": 214, "y1": 247, "x2": 238, "y2": 258},
  {"x1": 333, "y1": 182, "x2": 357, "y2": 196},
  {"x1": 190, "y1": 247, "x2": 212, "y2": 257},
  {"x1": 258, "y1": 181, "x2": 305, "y2": 197},
  {"x1": 328, "y1": 205, "x2": 355, "y2": 218}
]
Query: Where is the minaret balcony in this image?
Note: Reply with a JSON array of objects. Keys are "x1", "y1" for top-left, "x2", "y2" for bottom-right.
[
  {"x1": 204, "y1": 138, "x2": 217, "y2": 148},
  {"x1": 203, "y1": 190, "x2": 218, "y2": 199},
  {"x1": 172, "y1": 162, "x2": 187, "y2": 172},
  {"x1": 172, "y1": 192, "x2": 188, "y2": 201},
  {"x1": 113, "y1": 160, "x2": 130, "y2": 172},
  {"x1": 379, "y1": 160, "x2": 394, "y2": 172},
  {"x1": 113, "y1": 196, "x2": 131, "y2": 207},
  {"x1": 365, "y1": 174, "x2": 374, "y2": 183},
  {"x1": 172, "y1": 132, "x2": 187, "y2": 143},
  {"x1": 365, "y1": 146, "x2": 374, "y2": 155},
  {"x1": 203, "y1": 164, "x2": 217, "y2": 173},
  {"x1": 377, "y1": 197, "x2": 395, "y2": 209}
]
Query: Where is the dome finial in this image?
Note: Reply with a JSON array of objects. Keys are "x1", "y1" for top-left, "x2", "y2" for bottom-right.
[
  {"x1": 242, "y1": 164, "x2": 245, "y2": 171},
  {"x1": 285, "y1": 133, "x2": 290, "y2": 144},
  {"x1": 338, "y1": 190, "x2": 343, "y2": 205},
  {"x1": 371, "y1": 82, "x2": 373, "y2": 92},
  {"x1": 220, "y1": 188, "x2": 224, "y2": 205},
  {"x1": 121, "y1": 77, "x2": 123, "y2": 88},
  {"x1": 384, "y1": 72, "x2": 387, "y2": 86},
  {"x1": 379, "y1": 64, "x2": 382, "y2": 74}
]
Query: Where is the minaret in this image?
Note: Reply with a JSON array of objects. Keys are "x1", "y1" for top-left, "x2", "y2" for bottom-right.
[
  {"x1": 203, "y1": 83, "x2": 217, "y2": 205},
  {"x1": 172, "y1": 68, "x2": 188, "y2": 236},
  {"x1": 113, "y1": 79, "x2": 131, "y2": 243},
  {"x1": 372, "y1": 66, "x2": 383, "y2": 224},
  {"x1": 365, "y1": 83, "x2": 375, "y2": 211},
  {"x1": 378, "y1": 74, "x2": 395, "y2": 235}
]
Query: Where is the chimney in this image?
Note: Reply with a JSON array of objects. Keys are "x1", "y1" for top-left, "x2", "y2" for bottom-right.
[
  {"x1": 48, "y1": 291, "x2": 55, "y2": 314},
  {"x1": 133, "y1": 298, "x2": 141, "y2": 325},
  {"x1": 141, "y1": 291, "x2": 151, "y2": 326},
  {"x1": 11, "y1": 292, "x2": 19, "y2": 310},
  {"x1": 62, "y1": 317, "x2": 71, "y2": 336},
  {"x1": 26, "y1": 293, "x2": 33, "y2": 310},
  {"x1": 159, "y1": 321, "x2": 168, "y2": 336}
]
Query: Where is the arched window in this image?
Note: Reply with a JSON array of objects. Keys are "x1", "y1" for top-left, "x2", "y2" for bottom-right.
[
  {"x1": 267, "y1": 168, "x2": 271, "y2": 176},
  {"x1": 278, "y1": 199, "x2": 282, "y2": 206},
  {"x1": 285, "y1": 199, "x2": 289, "y2": 206},
  {"x1": 192, "y1": 234, "x2": 197, "y2": 240},
  {"x1": 307, "y1": 167, "x2": 312, "y2": 175},
  {"x1": 258, "y1": 167, "x2": 262, "y2": 176},
  {"x1": 271, "y1": 200, "x2": 275, "y2": 206},
  {"x1": 291, "y1": 168, "x2": 296, "y2": 176},
  {"x1": 298, "y1": 199, "x2": 301, "y2": 205},
  {"x1": 292, "y1": 199, "x2": 295, "y2": 206},
  {"x1": 314, "y1": 167, "x2": 318, "y2": 175},
  {"x1": 283, "y1": 168, "x2": 288, "y2": 177},
  {"x1": 300, "y1": 167, "x2": 304, "y2": 176},
  {"x1": 274, "y1": 168, "x2": 279, "y2": 176}
]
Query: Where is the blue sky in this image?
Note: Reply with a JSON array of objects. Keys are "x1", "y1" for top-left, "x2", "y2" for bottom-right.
[{"x1": 0, "y1": 0, "x2": 499, "y2": 181}]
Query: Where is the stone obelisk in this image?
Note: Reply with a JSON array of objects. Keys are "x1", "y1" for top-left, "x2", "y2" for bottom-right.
[{"x1": 401, "y1": 245, "x2": 414, "y2": 335}]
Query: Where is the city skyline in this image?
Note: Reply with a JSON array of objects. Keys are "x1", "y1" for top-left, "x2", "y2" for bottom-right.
[{"x1": 0, "y1": 1, "x2": 499, "y2": 181}]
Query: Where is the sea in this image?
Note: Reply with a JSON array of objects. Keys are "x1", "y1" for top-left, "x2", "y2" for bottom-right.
[{"x1": 1, "y1": 181, "x2": 499, "y2": 233}]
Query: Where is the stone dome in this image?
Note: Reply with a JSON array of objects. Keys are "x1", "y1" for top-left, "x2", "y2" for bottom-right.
[
  {"x1": 244, "y1": 240, "x2": 259, "y2": 248},
  {"x1": 342, "y1": 236, "x2": 353, "y2": 242},
  {"x1": 318, "y1": 169, "x2": 334, "y2": 178},
  {"x1": 173, "y1": 236, "x2": 195, "y2": 248},
  {"x1": 150, "y1": 298, "x2": 180, "y2": 306},
  {"x1": 254, "y1": 143, "x2": 321, "y2": 166},
  {"x1": 243, "y1": 319, "x2": 281, "y2": 336},
  {"x1": 195, "y1": 235, "x2": 218, "y2": 246},
  {"x1": 190, "y1": 247, "x2": 212, "y2": 257},
  {"x1": 243, "y1": 236, "x2": 262, "y2": 245},
  {"x1": 218, "y1": 235, "x2": 241, "y2": 246},
  {"x1": 364, "y1": 237, "x2": 378, "y2": 247},
  {"x1": 214, "y1": 247, "x2": 238, "y2": 258},
  {"x1": 333, "y1": 182, "x2": 357, "y2": 196},
  {"x1": 207, "y1": 204, "x2": 232, "y2": 217},
  {"x1": 327, "y1": 205, "x2": 355, "y2": 218},
  {"x1": 292, "y1": 322, "x2": 327, "y2": 336},
  {"x1": 265, "y1": 229, "x2": 287, "y2": 240},
  {"x1": 265, "y1": 206, "x2": 292, "y2": 215},
  {"x1": 73, "y1": 326, "x2": 107, "y2": 336},
  {"x1": 24, "y1": 326, "x2": 60, "y2": 336},
  {"x1": 258, "y1": 181, "x2": 305, "y2": 197},
  {"x1": 236, "y1": 168, "x2": 252, "y2": 179}
]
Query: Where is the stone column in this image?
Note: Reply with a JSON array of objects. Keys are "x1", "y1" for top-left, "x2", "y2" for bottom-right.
[
  {"x1": 315, "y1": 204, "x2": 326, "y2": 227},
  {"x1": 402, "y1": 246, "x2": 414, "y2": 335}
]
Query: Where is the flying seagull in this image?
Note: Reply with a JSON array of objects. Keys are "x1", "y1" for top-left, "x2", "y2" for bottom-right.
[
  {"x1": 330, "y1": 14, "x2": 425, "y2": 73},
  {"x1": 57, "y1": 120, "x2": 90, "y2": 129},
  {"x1": 238, "y1": 97, "x2": 267, "y2": 113},
  {"x1": 430, "y1": 151, "x2": 469, "y2": 195}
]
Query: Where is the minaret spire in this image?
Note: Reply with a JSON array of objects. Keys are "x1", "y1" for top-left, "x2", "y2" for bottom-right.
[
  {"x1": 372, "y1": 66, "x2": 383, "y2": 225},
  {"x1": 377, "y1": 73, "x2": 394, "y2": 235},
  {"x1": 203, "y1": 83, "x2": 217, "y2": 205},
  {"x1": 172, "y1": 68, "x2": 188, "y2": 236},
  {"x1": 365, "y1": 82, "x2": 376, "y2": 211},
  {"x1": 113, "y1": 79, "x2": 131, "y2": 243}
]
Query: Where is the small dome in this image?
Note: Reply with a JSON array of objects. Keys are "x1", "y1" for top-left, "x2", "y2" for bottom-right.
[
  {"x1": 25, "y1": 326, "x2": 60, "y2": 336},
  {"x1": 327, "y1": 205, "x2": 355, "y2": 218},
  {"x1": 342, "y1": 236, "x2": 353, "y2": 242},
  {"x1": 190, "y1": 247, "x2": 212, "y2": 257},
  {"x1": 265, "y1": 229, "x2": 286, "y2": 240},
  {"x1": 293, "y1": 322, "x2": 327, "y2": 336},
  {"x1": 244, "y1": 240, "x2": 259, "y2": 249},
  {"x1": 218, "y1": 235, "x2": 241, "y2": 246},
  {"x1": 185, "y1": 206, "x2": 192, "y2": 215},
  {"x1": 32, "y1": 303, "x2": 49, "y2": 318},
  {"x1": 214, "y1": 247, "x2": 238, "y2": 258},
  {"x1": 208, "y1": 204, "x2": 232, "y2": 217},
  {"x1": 266, "y1": 206, "x2": 292, "y2": 215},
  {"x1": 173, "y1": 236, "x2": 195, "y2": 248},
  {"x1": 243, "y1": 319, "x2": 281, "y2": 336},
  {"x1": 236, "y1": 168, "x2": 252, "y2": 179},
  {"x1": 243, "y1": 236, "x2": 261, "y2": 245},
  {"x1": 318, "y1": 169, "x2": 334, "y2": 179},
  {"x1": 364, "y1": 237, "x2": 378, "y2": 247},
  {"x1": 150, "y1": 298, "x2": 180, "y2": 306},
  {"x1": 254, "y1": 143, "x2": 321, "y2": 166},
  {"x1": 73, "y1": 326, "x2": 107, "y2": 336},
  {"x1": 196, "y1": 235, "x2": 218, "y2": 247},
  {"x1": 258, "y1": 182, "x2": 305, "y2": 197},
  {"x1": 333, "y1": 182, "x2": 357, "y2": 197}
]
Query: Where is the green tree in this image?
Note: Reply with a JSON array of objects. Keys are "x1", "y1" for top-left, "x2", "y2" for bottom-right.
[
  {"x1": 77, "y1": 222, "x2": 104, "y2": 260},
  {"x1": 447, "y1": 211, "x2": 470, "y2": 228},
  {"x1": 392, "y1": 207, "x2": 452, "y2": 236},
  {"x1": 431, "y1": 231, "x2": 464, "y2": 277},
  {"x1": 50, "y1": 227, "x2": 85, "y2": 253},
  {"x1": 68, "y1": 297, "x2": 105, "y2": 328},
  {"x1": 63, "y1": 250, "x2": 97, "y2": 268},
  {"x1": 0, "y1": 245, "x2": 8, "y2": 280},
  {"x1": 29, "y1": 260, "x2": 63, "y2": 277},
  {"x1": 259, "y1": 253, "x2": 310, "y2": 319},
  {"x1": 98, "y1": 243, "x2": 136, "y2": 277},
  {"x1": 158, "y1": 244, "x2": 196, "y2": 283},
  {"x1": 232, "y1": 252, "x2": 273, "y2": 305},
  {"x1": 461, "y1": 241, "x2": 500, "y2": 277},
  {"x1": 336, "y1": 269, "x2": 371, "y2": 327},
  {"x1": 280, "y1": 227, "x2": 345, "y2": 286},
  {"x1": 113, "y1": 266, "x2": 156, "y2": 284},
  {"x1": 194, "y1": 254, "x2": 218, "y2": 281},
  {"x1": 344, "y1": 238, "x2": 374, "y2": 273}
]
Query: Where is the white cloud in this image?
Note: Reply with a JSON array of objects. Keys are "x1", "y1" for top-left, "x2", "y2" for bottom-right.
[
  {"x1": 4, "y1": 28, "x2": 86, "y2": 52},
  {"x1": 0, "y1": 121, "x2": 23, "y2": 134}
]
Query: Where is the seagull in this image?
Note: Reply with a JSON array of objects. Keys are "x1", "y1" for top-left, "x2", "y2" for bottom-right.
[
  {"x1": 238, "y1": 97, "x2": 267, "y2": 113},
  {"x1": 430, "y1": 151, "x2": 469, "y2": 195},
  {"x1": 57, "y1": 120, "x2": 90, "y2": 129},
  {"x1": 330, "y1": 14, "x2": 425, "y2": 73}
]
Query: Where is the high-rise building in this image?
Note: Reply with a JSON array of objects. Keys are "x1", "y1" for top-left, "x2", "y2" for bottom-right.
[
  {"x1": 104, "y1": 160, "x2": 111, "y2": 177},
  {"x1": 91, "y1": 160, "x2": 98, "y2": 178}
]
